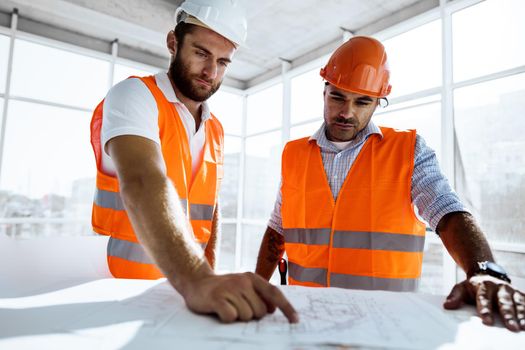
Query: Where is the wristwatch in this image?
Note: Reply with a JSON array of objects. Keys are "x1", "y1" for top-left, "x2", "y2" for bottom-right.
[{"x1": 470, "y1": 261, "x2": 511, "y2": 283}]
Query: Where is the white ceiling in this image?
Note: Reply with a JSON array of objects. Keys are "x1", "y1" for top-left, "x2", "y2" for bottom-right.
[{"x1": 0, "y1": 0, "x2": 439, "y2": 89}]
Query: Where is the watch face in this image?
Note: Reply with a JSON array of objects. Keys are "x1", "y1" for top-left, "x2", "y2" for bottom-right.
[{"x1": 486, "y1": 261, "x2": 506, "y2": 274}]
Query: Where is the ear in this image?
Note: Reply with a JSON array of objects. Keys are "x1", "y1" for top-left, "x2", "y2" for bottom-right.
[{"x1": 167, "y1": 30, "x2": 177, "y2": 56}]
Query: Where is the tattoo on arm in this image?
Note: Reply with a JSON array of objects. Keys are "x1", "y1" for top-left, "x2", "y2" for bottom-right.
[{"x1": 266, "y1": 230, "x2": 285, "y2": 264}]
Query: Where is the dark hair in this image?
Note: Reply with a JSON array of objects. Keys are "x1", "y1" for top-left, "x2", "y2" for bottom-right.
[{"x1": 174, "y1": 21, "x2": 197, "y2": 51}]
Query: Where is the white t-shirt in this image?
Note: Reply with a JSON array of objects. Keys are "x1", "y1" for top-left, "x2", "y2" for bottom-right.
[
  {"x1": 329, "y1": 140, "x2": 352, "y2": 151},
  {"x1": 101, "y1": 73, "x2": 211, "y2": 180}
]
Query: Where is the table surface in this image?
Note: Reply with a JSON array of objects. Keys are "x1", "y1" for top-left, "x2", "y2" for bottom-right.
[{"x1": 1, "y1": 277, "x2": 524, "y2": 350}]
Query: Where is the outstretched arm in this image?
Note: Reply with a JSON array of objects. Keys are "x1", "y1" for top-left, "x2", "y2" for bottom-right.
[
  {"x1": 108, "y1": 135, "x2": 298, "y2": 323},
  {"x1": 438, "y1": 211, "x2": 525, "y2": 332}
]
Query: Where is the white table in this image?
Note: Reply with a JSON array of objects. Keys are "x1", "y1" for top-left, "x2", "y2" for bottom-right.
[{"x1": 1, "y1": 277, "x2": 524, "y2": 350}]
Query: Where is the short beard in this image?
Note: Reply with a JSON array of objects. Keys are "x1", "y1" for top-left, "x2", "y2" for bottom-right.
[{"x1": 168, "y1": 52, "x2": 221, "y2": 102}]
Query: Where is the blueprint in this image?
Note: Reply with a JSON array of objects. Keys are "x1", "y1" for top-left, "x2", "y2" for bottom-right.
[
  {"x1": 141, "y1": 283, "x2": 459, "y2": 349},
  {"x1": 5, "y1": 279, "x2": 525, "y2": 349}
]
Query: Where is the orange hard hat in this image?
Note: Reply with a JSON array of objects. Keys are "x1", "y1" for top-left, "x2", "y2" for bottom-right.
[{"x1": 320, "y1": 36, "x2": 391, "y2": 98}]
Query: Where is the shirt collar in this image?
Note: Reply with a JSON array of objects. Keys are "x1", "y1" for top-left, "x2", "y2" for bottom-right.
[
  {"x1": 309, "y1": 120, "x2": 383, "y2": 151},
  {"x1": 154, "y1": 72, "x2": 211, "y2": 122}
]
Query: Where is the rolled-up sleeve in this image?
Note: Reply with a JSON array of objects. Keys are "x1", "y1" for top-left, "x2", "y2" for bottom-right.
[{"x1": 412, "y1": 135, "x2": 468, "y2": 232}]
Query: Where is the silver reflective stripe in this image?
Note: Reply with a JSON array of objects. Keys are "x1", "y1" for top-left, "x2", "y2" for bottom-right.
[
  {"x1": 190, "y1": 203, "x2": 214, "y2": 221},
  {"x1": 288, "y1": 261, "x2": 327, "y2": 286},
  {"x1": 107, "y1": 237, "x2": 153, "y2": 264},
  {"x1": 180, "y1": 199, "x2": 188, "y2": 215},
  {"x1": 284, "y1": 228, "x2": 331, "y2": 245},
  {"x1": 201, "y1": 242, "x2": 207, "y2": 250},
  {"x1": 332, "y1": 231, "x2": 425, "y2": 252},
  {"x1": 330, "y1": 273, "x2": 419, "y2": 292},
  {"x1": 94, "y1": 189, "x2": 125, "y2": 211},
  {"x1": 180, "y1": 199, "x2": 213, "y2": 221}
]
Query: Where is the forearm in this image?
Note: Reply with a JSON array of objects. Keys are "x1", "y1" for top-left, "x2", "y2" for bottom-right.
[
  {"x1": 255, "y1": 227, "x2": 285, "y2": 280},
  {"x1": 437, "y1": 211, "x2": 495, "y2": 277},
  {"x1": 120, "y1": 173, "x2": 212, "y2": 294},
  {"x1": 204, "y1": 203, "x2": 220, "y2": 270}
]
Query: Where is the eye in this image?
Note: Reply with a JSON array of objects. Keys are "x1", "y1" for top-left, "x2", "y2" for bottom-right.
[
  {"x1": 218, "y1": 60, "x2": 229, "y2": 68},
  {"x1": 196, "y1": 50, "x2": 207, "y2": 58},
  {"x1": 356, "y1": 100, "x2": 371, "y2": 106},
  {"x1": 330, "y1": 95, "x2": 344, "y2": 102}
]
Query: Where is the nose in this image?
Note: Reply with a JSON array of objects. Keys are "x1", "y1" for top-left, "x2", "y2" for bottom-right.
[
  {"x1": 339, "y1": 101, "x2": 355, "y2": 119},
  {"x1": 203, "y1": 59, "x2": 218, "y2": 80}
]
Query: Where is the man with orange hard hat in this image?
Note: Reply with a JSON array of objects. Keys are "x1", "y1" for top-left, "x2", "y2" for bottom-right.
[
  {"x1": 255, "y1": 36, "x2": 524, "y2": 332},
  {"x1": 90, "y1": 0, "x2": 297, "y2": 324}
]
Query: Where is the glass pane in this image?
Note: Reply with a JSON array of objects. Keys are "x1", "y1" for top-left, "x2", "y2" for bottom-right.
[
  {"x1": 243, "y1": 131, "x2": 281, "y2": 220},
  {"x1": 240, "y1": 223, "x2": 265, "y2": 270},
  {"x1": 0, "y1": 35, "x2": 9, "y2": 94},
  {"x1": 453, "y1": 0, "x2": 525, "y2": 82},
  {"x1": 10, "y1": 39, "x2": 109, "y2": 109},
  {"x1": 217, "y1": 223, "x2": 236, "y2": 272},
  {"x1": 113, "y1": 63, "x2": 158, "y2": 85},
  {"x1": 0, "y1": 221, "x2": 94, "y2": 238},
  {"x1": 208, "y1": 90, "x2": 243, "y2": 135},
  {"x1": 220, "y1": 136, "x2": 241, "y2": 218},
  {"x1": 373, "y1": 96, "x2": 442, "y2": 163},
  {"x1": 246, "y1": 83, "x2": 282, "y2": 135},
  {"x1": 454, "y1": 73, "x2": 525, "y2": 244},
  {"x1": 420, "y1": 242, "x2": 444, "y2": 294},
  {"x1": 290, "y1": 121, "x2": 321, "y2": 140},
  {"x1": 383, "y1": 20, "x2": 442, "y2": 98},
  {"x1": 0, "y1": 100, "x2": 95, "y2": 237},
  {"x1": 290, "y1": 69, "x2": 324, "y2": 124}
]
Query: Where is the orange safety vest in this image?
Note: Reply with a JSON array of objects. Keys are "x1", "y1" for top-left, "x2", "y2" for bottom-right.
[
  {"x1": 281, "y1": 127, "x2": 426, "y2": 291},
  {"x1": 90, "y1": 76, "x2": 224, "y2": 279}
]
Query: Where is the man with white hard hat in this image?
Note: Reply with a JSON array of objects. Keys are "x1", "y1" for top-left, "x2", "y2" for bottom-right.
[{"x1": 90, "y1": 0, "x2": 298, "y2": 323}]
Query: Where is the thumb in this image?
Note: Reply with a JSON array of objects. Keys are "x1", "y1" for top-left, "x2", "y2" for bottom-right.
[{"x1": 443, "y1": 282, "x2": 467, "y2": 310}]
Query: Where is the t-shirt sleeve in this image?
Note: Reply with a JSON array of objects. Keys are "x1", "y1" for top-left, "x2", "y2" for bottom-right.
[{"x1": 101, "y1": 77, "x2": 160, "y2": 155}]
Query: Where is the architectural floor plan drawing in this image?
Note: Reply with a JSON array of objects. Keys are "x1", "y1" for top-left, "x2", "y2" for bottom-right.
[
  {"x1": 230, "y1": 286, "x2": 458, "y2": 348},
  {"x1": 134, "y1": 283, "x2": 459, "y2": 349}
]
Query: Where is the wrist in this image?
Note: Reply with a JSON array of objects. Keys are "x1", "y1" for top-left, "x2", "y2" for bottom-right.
[
  {"x1": 467, "y1": 261, "x2": 511, "y2": 283},
  {"x1": 169, "y1": 259, "x2": 215, "y2": 297}
]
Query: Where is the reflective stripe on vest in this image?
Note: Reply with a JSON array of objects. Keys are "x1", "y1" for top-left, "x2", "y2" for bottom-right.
[
  {"x1": 95, "y1": 189, "x2": 214, "y2": 221},
  {"x1": 289, "y1": 261, "x2": 418, "y2": 291},
  {"x1": 284, "y1": 228, "x2": 425, "y2": 252},
  {"x1": 108, "y1": 236, "x2": 208, "y2": 264}
]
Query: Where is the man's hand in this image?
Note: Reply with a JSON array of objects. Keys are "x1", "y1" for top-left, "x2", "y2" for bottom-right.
[
  {"x1": 182, "y1": 272, "x2": 299, "y2": 323},
  {"x1": 444, "y1": 275, "x2": 525, "y2": 332}
]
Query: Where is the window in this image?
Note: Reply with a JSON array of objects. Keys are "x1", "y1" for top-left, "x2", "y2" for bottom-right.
[
  {"x1": 290, "y1": 120, "x2": 320, "y2": 140},
  {"x1": 113, "y1": 62, "x2": 158, "y2": 86},
  {"x1": 0, "y1": 35, "x2": 9, "y2": 93},
  {"x1": 290, "y1": 69, "x2": 324, "y2": 124},
  {"x1": 217, "y1": 223, "x2": 236, "y2": 272},
  {"x1": 246, "y1": 83, "x2": 282, "y2": 135},
  {"x1": 383, "y1": 20, "x2": 442, "y2": 98},
  {"x1": 243, "y1": 131, "x2": 281, "y2": 220},
  {"x1": 10, "y1": 39, "x2": 109, "y2": 109},
  {"x1": 373, "y1": 96, "x2": 442, "y2": 163},
  {"x1": 0, "y1": 100, "x2": 93, "y2": 237},
  {"x1": 219, "y1": 136, "x2": 241, "y2": 218},
  {"x1": 241, "y1": 224, "x2": 265, "y2": 270},
  {"x1": 420, "y1": 243, "x2": 444, "y2": 294},
  {"x1": 208, "y1": 90, "x2": 243, "y2": 136},
  {"x1": 452, "y1": 0, "x2": 525, "y2": 82},
  {"x1": 454, "y1": 73, "x2": 525, "y2": 246}
]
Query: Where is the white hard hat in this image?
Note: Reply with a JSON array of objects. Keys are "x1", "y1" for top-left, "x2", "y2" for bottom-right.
[{"x1": 175, "y1": 0, "x2": 248, "y2": 47}]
